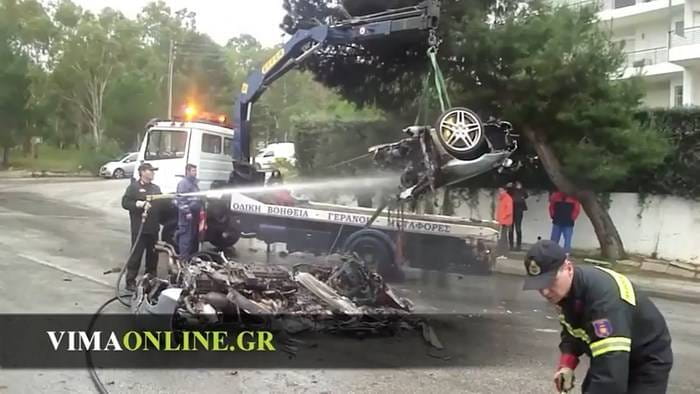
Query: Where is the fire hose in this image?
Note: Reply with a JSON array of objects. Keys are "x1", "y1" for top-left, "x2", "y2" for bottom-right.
[{"x1": 87, "y1": 195, "x2": 164, "y2": 394}]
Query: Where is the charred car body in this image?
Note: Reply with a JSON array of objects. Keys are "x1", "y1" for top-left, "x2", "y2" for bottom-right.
[{"x1": 131, "y1": 243, "x2": 417, "y2": 337}]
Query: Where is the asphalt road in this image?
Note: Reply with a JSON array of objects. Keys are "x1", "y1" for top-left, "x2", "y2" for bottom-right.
[{"x1": 0, "y1": 178, "x2": 698, "y2": 393}]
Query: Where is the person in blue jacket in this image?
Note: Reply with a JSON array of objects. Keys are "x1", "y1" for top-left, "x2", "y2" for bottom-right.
[{"x1": 176, "y1": 164, "x2": 202, "y2": 259}]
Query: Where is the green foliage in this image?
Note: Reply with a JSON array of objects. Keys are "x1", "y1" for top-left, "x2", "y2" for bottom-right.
[
  {"x1": 77, "y1": 135, "x2": 122, "y2": 175},
  {"x1": 273, "y1": 157, "x2": 299, "y2": 179},
  {"x1": 628, "y1": 108, "x2": 700, "y2": 199},
  {"x1": 294, "y1": 117, "x2": 403, "y2": 176},
  {"x1": 282, "y1": 1, "x2": 669, "y2": 191},
  {"x1": 1, "y1": 0, "x2": 382, "y2": 173},
  {"x1": 0, "y1": 13, "x2": 32, "y2": 165},
  {"x1": 8, "y1": 145, "x2": 80, "y2": 171}
]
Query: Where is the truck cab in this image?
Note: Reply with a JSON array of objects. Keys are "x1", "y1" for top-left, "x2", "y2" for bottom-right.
[{"x1": 133, "y1": 117, "x2": 234, "y2": 193}]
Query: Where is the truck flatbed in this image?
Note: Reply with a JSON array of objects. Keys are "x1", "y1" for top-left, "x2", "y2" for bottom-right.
[{"x1": 230, "y1": 191, "x2": 499, "y2": 242}]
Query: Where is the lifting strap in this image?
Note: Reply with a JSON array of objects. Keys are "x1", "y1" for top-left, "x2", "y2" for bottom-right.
[{"x1": 414, "y1": 38, "x2": 451, "y2": 125}]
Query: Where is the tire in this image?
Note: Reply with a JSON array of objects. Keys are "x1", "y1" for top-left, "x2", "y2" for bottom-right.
[
  {"x1": 344, "y1": 234, "x2": 397, "y2": 280},
  {"x1": 208, "y1": 228, "x2": 240, "y2": 249},
  {"x1": 113, "y1": 168, "x2": 125, "y2": 179},
  {"x1": 435, "y1": 107, "x2": 486, "y2": 160},
  {"x1": 206, "y1": 211, "x2": 240, "y2": 249}
]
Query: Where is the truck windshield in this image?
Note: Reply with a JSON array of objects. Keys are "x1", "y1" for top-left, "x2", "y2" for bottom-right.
[{"x1": 145, "y1": 129, "x2": 187, "y2": 160}]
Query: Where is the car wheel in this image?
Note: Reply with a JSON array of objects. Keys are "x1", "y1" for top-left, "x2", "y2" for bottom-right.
[
  {"x1": 113, "y1": 168, "x2": 125, "y2": 179},
  {"x1": 435, "y1": 107, "x2": 486, "y2": 160}
]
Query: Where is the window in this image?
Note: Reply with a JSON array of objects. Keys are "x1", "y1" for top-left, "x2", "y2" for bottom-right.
[
  {"x1": 614, "y1": 0, "x2": 635, "y2": 9},
  {"x1": 675, "y1": 21, "x2": 684, "y2": 37},
  {"x1": 202, "y1": 133, "x2": 222, "y2": 154},
  {"x1": 145, "y1": 130, "x2": 187, "y2": 160},
  {"x1": 124, "y1": 154, "x2": 137, "y2": 163},
  {"x1": 223, "y1": 137, "x2": 233, "y2": 156},
  {"x1": 674, "y1": 86, "x2": 683, "y2": 107},
  {"x1": 263, "y1": 150, "x2": 274, "y2": 158}
]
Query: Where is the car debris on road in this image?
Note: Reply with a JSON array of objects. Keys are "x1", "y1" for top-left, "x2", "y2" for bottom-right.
[{"x1": 130, "y1": 243, "x2": 443, "y2": 354}]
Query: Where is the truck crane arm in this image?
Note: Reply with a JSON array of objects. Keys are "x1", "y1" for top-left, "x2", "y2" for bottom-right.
[{"x1": 231, "y1": 0, "x2": 441, "y2": 165}]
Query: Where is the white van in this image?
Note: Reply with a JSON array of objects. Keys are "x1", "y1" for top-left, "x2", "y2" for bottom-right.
[
  {"x1": 133, "y1": 120, "x2": 234, "y2": 193},
  {"x1": 254, "y1": 142, "x2": 296, "y2": 171}
]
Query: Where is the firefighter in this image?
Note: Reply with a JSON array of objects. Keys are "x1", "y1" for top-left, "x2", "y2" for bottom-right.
[
  {"x1": 523, "y1": 240, "x2": 673, "y2": 394},
  {"x1": 121, "y1": 163, "x2": 162, "y2": 291},
  {"x1": 175, "y1": 163, "x2": 202, "y2": 259}
]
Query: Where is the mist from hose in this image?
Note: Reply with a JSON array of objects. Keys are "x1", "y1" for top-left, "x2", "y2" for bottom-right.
[{"x1": 175, "y1": 171, "x2": 404, "y2": 200}]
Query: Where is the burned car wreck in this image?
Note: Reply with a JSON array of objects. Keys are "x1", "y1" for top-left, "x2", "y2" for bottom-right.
[
  {"x1": 370, "y1": 107, "x2": 518, "y2": 200},
  {"x1": 130, "y1": 243, "x2": 434, "y2": 345}
]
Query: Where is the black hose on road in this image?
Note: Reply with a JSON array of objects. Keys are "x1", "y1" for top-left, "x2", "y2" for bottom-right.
[{"x1": 87, "y1": 209, "x2": 150, "y2": 393}]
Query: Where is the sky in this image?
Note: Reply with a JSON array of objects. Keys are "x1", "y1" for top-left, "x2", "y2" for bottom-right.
[{"x1": 72, "y1": 0, "x2": 289, "y2": 47}]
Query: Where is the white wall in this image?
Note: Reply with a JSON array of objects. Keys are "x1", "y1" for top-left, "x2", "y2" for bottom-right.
[
  {"x1": 686, "y1": 66, "x2": 700, "y2": 105},
  {"x1": 448, "y1": 190, "x2": 700, "y2": 264},
  {"x1": 634, "y1": 19, "x2": 673, "y2": 49},
  {"x1": 643, "y1": 81, "x2": 671, "y2": 107},
  {"x1": 334, "y1": 189, "x2": 700, "y2": 264},
  {"x1": 670, "y1": 74, "x2": 684, "y2": 106}
]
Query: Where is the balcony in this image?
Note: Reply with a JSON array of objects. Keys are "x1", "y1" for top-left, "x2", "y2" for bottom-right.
[
  {"x1": 669, "y1": 26, "x2": 700, "y2": 67},
  {"x1": 556, "y1": 0, "x2": 681, "y2": 12},
  {"x1": 618, "y1": 47, "x2": 683, "y2": 80},
  {"x1": 624, "y1": 46, "x2": 668, "y2": 67},
  {"x1": 557, "y1": 0, "x2": 686, "y2": 28}
]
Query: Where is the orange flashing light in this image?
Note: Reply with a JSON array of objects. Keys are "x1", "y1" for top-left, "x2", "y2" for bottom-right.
[{"x1": 184, "y1": 105, "x2": 197, "y2": 120}]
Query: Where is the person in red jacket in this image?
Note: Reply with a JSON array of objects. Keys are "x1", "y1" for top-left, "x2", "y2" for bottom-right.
[
  {"x1": 549, "y1": 190, "x2": 581, "y2": 254},
  {"x1": 495, "y1": 186, "x2": 514, "y2": 256}
]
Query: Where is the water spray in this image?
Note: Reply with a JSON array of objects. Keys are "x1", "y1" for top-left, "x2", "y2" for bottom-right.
[{"x1": 153, "y1": 173, "x2": 403, "y2": 201}]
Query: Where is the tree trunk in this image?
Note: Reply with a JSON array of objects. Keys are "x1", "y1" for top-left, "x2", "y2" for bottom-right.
[
  {"x1": 577, "y1": 190, "x2": 625, "y2": 259},
  {"x1": 22, "y1": 136, "x2": 31, "y2": 157},
  {"x1": 522, "y1": 127, "x2": 626, "y2": 260},
  {"x1": 2, "y1": 146, "x2": 9, "y2": 168}
]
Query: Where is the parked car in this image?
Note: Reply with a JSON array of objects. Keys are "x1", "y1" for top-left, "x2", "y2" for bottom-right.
[
  {"x1": 254, "y1": 142, "x2": 296, "y2": 171},
  {"x1": 100, "y1": 152, "x2": 139, "y2": 179}
]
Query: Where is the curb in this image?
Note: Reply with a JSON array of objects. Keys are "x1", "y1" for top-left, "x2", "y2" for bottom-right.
[
  {"x1": 492, "y1": 258, "x2": 700, "y2": 303},
  {"x1": 0, "y1": 170, "x2": 95, "y2": 179},
  {"x1": 401, "y1": 260, "x2": 700, "y2": 303}
]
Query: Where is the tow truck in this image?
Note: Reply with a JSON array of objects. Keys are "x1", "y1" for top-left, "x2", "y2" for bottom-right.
[{"x1": 135, "y1": 0, "x2": 519, "y2": 277}]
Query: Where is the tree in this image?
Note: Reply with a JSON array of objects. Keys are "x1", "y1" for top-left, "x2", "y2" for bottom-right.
[
  {"x1": 0, "y1": 28, "x2": 32, "y2": 167},
  {"x1": 280, "y1": 0, "x2": 670, "y2": 259}
]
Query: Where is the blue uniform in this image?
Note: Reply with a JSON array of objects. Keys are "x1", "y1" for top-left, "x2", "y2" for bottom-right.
[{"x1": 175, "y1": 176, "x2": 202, "y2": 258}]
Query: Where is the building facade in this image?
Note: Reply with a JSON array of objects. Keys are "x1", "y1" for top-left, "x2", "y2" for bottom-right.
[{"x1": 558, "y1": 0, "x2": 700, "y2": 108}]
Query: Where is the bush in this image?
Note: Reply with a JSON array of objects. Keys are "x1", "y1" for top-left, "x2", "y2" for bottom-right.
[
  {"x1": 273, "y1": 157, "x2": 299, "y2": 179},
  {"x1": 77, "y1": 135, "x2": 123, "y2": 175},
  {"x1": 628, "y1": 108, "x2": 700, "y2": 199}
]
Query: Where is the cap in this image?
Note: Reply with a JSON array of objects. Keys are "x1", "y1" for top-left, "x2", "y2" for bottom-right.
[
  {"x1": 138, "y1": 162, "x2": 158, "y2": 172},
  {"x1": 522, "y1": 240, "x2": 567, "y2": 290}
]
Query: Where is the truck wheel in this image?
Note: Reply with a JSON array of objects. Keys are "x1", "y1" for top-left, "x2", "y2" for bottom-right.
[
  {"x1": 207, "y1": 215, "x2": 241, "y2": 249},
  {"x1": 435, "y1": 107, "x2": 486, "y2": 160},
  {"x1": 208, "y1": 228, "x2": 240, "y2": 249},
  {"x1": 344, "y1": 235, "x2": 398, "y2": 280}
]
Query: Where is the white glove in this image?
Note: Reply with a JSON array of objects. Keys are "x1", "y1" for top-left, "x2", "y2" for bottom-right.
[
  {"x1": 135, "y1": 200, "x2": 146, "y2": 208},
  {"x1": 554, "y1": 367, "x2": 575, "y2": 393}
]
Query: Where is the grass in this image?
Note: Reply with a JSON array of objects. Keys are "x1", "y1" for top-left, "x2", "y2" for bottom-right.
[{"x1": 5, "y1": 145, "x2": 82, "y2": 172}]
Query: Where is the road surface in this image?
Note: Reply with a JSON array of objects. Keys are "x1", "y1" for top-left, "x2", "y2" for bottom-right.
[{"x1": 0, "y1": 178, "x2": 697, "y2": 393}]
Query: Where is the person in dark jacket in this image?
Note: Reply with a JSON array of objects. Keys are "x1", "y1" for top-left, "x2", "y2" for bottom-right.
[
  {"x1": 267, "y1": 170, "x2": 283, "y2": 185},
  {"x1": 549, "y1": 190, "x2": 581, "y2": 254},
  {"x1": 175, "y1": 164, "x2": 202, "y2": 259},
  {"x1": 523, "y1": 240, "x2": 673, "y2": 394},
  {"x1": 507, "y1": 181, "x2": 528, "y2": 251},
  {"x1": 121, "y1": 163, "x2": 162, "y2": 291}
]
